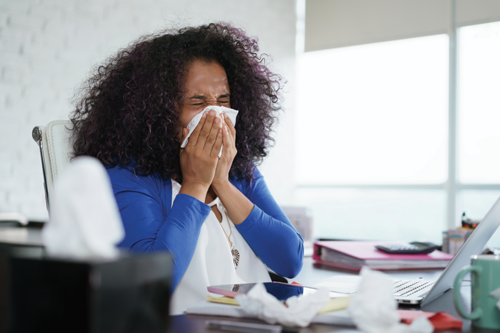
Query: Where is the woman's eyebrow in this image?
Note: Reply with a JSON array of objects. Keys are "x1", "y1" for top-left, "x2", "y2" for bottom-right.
[
  {"x1": 188, "y1": 95, "x2": 206, "y2": 100},
  {"x1": 188, "y1": 93, "x2": 230, "y2": 101}
]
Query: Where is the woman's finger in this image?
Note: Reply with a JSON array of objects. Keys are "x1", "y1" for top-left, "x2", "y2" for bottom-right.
[
  {"x1": 180, "y1": 127, "x2": 189, "y2": 144},
  {"x1": 211, "y1": 127, "x2": 224, "y2": 158},
  {"x1": 223, "y1": 112, "x2": 236, "y2": 137},
  {"x1": 203, "y1": 112, "x2": 223, "y2": 152},
  {"x1": 222, "y1": 115, "x2": 235, "y2": 148},
  {"x1": 187, "y1": 112, "x2": 207, "y2": 147},
  {"x1": 180, "y1": 128, "x2": 189, "y2": 153},
  {"x1": 221, "y1": 124, "x2": 232, "y2": 156},
  {"x1": 198, "y1": 110, "x2": 217, "y2": 147}
]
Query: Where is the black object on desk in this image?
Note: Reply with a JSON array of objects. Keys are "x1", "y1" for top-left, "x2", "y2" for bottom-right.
[
  {"x1": 375, "y1": 242, "x2": 439, "y2": 255},
  {"x1": 7, "y1": 252, "x2": 172, "y2": 333}
]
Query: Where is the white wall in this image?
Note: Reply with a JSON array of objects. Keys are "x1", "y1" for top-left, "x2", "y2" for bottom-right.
[{"x1": 0, "y1": 0, "x2": 297, "y2": 221}]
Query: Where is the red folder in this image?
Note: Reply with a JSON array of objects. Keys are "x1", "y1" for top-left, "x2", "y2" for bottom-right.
[{"x1": 313, "y1": 241, "x2": 453, "y2": 271}]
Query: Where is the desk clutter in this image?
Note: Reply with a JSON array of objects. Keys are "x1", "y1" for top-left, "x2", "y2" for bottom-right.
[
  {"x1": 441, "y1": 212, "x2": 480, "y2": 255},
  {"x1": 312, "y1": 241, "x2": 452, "y2": 271},
  {"x1": 189, "y1": 269, "x2": 462, "y2": 332}
]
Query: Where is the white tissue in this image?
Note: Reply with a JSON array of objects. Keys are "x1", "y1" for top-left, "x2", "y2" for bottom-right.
[
  {"x1": 42, "y1": 156, "x2": 125, "y2": 259},
  {"x1": 490, "y1": 287, "x2": 500, "y2": 311},
  {"x1": 348, "y1": 267, "x2": 433, "y2": 333},
  {"x1": 235, "y1": 283, "x2": 330, "y2": 327},
  {"x1": 180, "y1": 105, "x2": 238, "y2": 157}
]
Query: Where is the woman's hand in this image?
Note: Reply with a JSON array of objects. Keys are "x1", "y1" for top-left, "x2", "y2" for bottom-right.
[
  {"x1": 179, "y1": 110, "x2": 224, "y2": 202},
  {"x1": 211, "y1": 113, "x2": 253, "y2": 225},
  {"x1": 212, "y1": 112, "x2": 237, "y2": 188}
]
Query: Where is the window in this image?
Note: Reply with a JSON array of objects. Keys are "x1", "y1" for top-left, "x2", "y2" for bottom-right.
[
  {"x1": 296, "y1": 35, "x2": 448, "y2": 185},
  {"x1": 457, "y1": 21, "x2": 500, "y2": 247},
  {"x1": 458, "y1": 22, "x2": 500, "y2": 184},
  {"x1": 296, "y1": 22, "x2": 500, "y2": 245}
]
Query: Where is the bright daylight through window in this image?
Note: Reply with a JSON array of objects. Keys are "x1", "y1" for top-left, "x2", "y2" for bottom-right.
[
  {"x1": 296, "y1": 23, "x2": 500, "y2": 244},
  {"x1": 296, "y1": 35, "x2": 449, "y2": 185},
  {"x1": 457, "y1": 21, "x2": 500, "y2": 245}
]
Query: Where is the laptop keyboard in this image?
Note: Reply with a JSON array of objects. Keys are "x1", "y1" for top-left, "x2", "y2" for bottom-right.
[
  {"x1": 393, "y1": 279, "x2": 434, "y2": 297},
  {"x1": 327, "y1": 278, "x2": 435, "y2": 297}
]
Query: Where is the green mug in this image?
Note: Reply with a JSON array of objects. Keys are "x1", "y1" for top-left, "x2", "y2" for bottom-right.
[{"x1": 453, "y1": 255, "x2": 500, "y2": 330}]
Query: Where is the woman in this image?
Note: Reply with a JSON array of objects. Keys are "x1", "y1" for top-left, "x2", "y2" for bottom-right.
[{"x1": 70, "y1": 23, "x2": 304, "y2": 314}]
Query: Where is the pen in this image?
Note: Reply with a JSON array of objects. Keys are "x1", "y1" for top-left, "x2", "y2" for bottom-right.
[{"x1": 205, "y1": 320, "x2": 299, "y2": 333}]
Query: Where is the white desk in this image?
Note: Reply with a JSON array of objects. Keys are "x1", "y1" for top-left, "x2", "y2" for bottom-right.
[{"x1": 0, "y1": 227, "x2": 472, "y2": 332}]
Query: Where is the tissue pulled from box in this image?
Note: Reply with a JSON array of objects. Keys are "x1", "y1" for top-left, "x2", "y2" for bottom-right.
[
  {"x1": 180, "y1": 105, "x2": 238, "y2": 157},
  {"x1": 43, "y1": 156, "x2": 124, "y2": 259},
  {"x1": 348, "y1": 267, "x2": 433, "y2": 333},
  {"x1": 235, "y1": 283, "x2": 330, "y2": 327}
]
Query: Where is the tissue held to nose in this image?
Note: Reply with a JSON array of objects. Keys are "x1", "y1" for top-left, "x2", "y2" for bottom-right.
[
  {"x1": 42, "y1": 156, "x2": 125, "y2": 259},
  {"x1": 180, "y1": 105, "x2": 238, "y2": 156}
]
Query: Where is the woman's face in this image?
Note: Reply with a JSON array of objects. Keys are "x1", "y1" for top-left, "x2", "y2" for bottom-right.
[{"x1": 178, "y1": 60, "x2": 230, "y2": 134}]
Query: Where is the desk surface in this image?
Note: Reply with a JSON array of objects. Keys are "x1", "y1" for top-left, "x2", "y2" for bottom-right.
[
  {"x1": 172, "y1": 257, "x2": 472, "y2": 333},
  {"x1": 0, "y1": 227, "x2": 471, "y2": 332},
  {"x1": 0, "y1": 225, "x2": 44, "y2": 247}
]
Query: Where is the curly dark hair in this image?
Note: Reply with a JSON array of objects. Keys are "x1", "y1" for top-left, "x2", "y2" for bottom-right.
[{"x1": 70, "y1": 22, "x2": 283, "y2": 182}]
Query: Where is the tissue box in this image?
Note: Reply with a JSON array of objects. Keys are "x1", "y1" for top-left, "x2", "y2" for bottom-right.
[{"x1": 7, "y1": 252, "x2": 171, "y2": 333}]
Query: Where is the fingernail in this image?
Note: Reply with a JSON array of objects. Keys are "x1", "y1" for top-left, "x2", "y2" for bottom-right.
[
  {"x1": 202, "y1": 112, "x2": 207, "y2": 118},
  {"x1": 215, "y1": 117, "x2": 220, "y2": 124},
  {"x1": 209, "y1": 110, "x2": 215, "y2": 116}
]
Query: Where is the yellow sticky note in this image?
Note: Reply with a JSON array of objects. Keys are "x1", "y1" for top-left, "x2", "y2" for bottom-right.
[
  {"x1": 317, "y1": 297, "x2": 351, "y2": 314},
  {"x1": 206, "y1": 295, "x2": 239, "y2": 306}
]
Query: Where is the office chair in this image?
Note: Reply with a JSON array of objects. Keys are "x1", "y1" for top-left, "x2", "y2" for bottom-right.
[{"x1": 32, "y1": 120, "x2": 74, "y2": 212}]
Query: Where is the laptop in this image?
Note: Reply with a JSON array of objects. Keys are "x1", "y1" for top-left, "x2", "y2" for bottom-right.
[{"x1": 330, "y1": 196, "x2": 500, "y2": 305}]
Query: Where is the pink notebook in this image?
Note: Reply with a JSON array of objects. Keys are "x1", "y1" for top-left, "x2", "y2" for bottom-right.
[{"x1": 313, "y1": 241, "x2": 453, "y2": 271}]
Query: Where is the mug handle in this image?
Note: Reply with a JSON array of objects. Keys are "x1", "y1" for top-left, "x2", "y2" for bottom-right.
[{"x1": 453, "y1": 266, "x2": 483, "y2": 320}]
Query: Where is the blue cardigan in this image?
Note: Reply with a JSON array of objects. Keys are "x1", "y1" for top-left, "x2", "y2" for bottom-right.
[{"x1": 106, "y1": 165, "x2": 304, "y2": 290}]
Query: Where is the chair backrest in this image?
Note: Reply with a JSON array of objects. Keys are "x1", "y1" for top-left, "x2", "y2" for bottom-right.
[{"x1": 32, "y1": 120, "x2": 74, "y2": 212}]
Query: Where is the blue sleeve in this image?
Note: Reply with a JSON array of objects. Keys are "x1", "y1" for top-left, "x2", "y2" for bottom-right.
[
  {"x1": 235, "y1": 167, "x2": 304, "y2": 278},
  {"x1": 106, "y1": 166, "x2": 211, "y2": 291}
]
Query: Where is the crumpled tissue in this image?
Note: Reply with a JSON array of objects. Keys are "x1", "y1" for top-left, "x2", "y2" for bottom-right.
[
  {"x1": 42, "y1": 156, "x2": 125, "y2": 259},
  {"x1": 234, "y1": 283, "x2": 330, "y2": 327},
  {"x1": 180, "y1": 105, "x2": 238, "y2": 157},
  {"x1": 348, "y1": 267, "x2": 433, "y2": 333},
  {"x1": 490, "y1": 287, "x2": 500, "y2": 310}
]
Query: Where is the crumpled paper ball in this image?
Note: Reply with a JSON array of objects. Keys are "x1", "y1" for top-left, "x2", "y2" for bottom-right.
[
  {"x1": 348, "y1": 267, "x2": 433, "y2": 333},
  {"x1": 42, "y1": 156, "x2": 124, "y2": 259},
  {"x1": 235, "y1": 283, "x2": 330, "y2": 327}
]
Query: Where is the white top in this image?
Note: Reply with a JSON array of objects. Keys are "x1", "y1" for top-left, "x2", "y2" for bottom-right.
[{"x1": 169, "y1": 180, "x2": 271, "y2": 315}]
